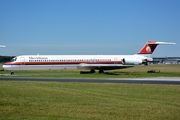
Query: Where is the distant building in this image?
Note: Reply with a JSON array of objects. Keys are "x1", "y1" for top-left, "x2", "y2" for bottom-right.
[{"x1": 153, "y1": 57, "x2": 180, "y2": 64}]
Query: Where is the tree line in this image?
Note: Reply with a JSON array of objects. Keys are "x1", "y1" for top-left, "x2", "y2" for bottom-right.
[{"x1": 0, "y1": 56, "x2": 15, "y2": 62}]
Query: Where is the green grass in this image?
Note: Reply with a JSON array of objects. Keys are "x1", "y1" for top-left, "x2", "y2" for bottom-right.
[
  {"x1": 0, "y1": 81, "x2": 180, "y2": 120},
  {"x1": 1, "y1": 64, "x2": 180, "y2": 78},
  {"x1": 0, "y1": 64, "x2": 180, "y2": 119}
]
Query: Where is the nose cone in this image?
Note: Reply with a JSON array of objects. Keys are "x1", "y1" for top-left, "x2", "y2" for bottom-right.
[{"x1": 2, "y1": 63, "x2": 11, "y2": 70}]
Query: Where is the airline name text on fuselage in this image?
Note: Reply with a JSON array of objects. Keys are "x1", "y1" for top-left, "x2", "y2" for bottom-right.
[{"x1": 29, "y1": 57, "x2": 48, "y2": 59}]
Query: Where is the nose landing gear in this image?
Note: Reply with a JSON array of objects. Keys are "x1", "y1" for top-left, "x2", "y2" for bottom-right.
[{"x1": 10, "y1": 71, "x2": 14, "y2": 75}]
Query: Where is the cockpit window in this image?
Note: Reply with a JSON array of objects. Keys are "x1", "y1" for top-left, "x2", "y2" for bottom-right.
[{"x1": 11, "y1": 57, "x2": 17, "y2": 62}]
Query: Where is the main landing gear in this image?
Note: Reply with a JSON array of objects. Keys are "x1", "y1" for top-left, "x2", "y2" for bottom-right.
[
  {"x1": 90, "y1": 69, "x2": 95, "y2": 73},
  {"x1": 98, "y1": 69, "x2": 104, "y2": 73},
  {"x1": 80, "y1": 69, "x2": 104, "y2": 74},
  {"x1": 80, "y1": 69, "x2": 96, "y2": 74}
]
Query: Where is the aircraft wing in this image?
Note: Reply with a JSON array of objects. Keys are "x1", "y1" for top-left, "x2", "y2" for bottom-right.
[{"x1": 77, "y1": 64, "x2": 134, "y2": 70}]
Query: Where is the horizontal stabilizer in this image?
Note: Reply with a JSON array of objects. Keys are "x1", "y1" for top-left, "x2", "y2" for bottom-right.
[{"x1": 155, "y1": 42, "x2": 176, "y2": 45}]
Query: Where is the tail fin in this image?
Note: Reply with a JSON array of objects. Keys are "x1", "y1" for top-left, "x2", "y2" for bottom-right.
[{"x1": 138, "y1": 41, "x2": 175, "y2": 55}]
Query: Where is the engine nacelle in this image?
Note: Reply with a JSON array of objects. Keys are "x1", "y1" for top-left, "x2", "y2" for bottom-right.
[
  {"x1": 146, "y1": 57, "x2": 153, "y2": 62},
  {"x1": 122, "y1": 58, "x2": 143, "y2": 65}
]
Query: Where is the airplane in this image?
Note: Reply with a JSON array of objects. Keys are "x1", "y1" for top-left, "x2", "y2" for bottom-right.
[
  {"x1": 0, "y1": 45, "x2": 6, "y2": 48},
  {"x1": 3, "y1": 41, "x2": 175, "y2": 75}
]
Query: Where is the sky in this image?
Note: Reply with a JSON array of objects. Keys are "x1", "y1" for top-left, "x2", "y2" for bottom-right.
[{"x1": 0, "y1": 0, "x2": 180, "y2": 57}]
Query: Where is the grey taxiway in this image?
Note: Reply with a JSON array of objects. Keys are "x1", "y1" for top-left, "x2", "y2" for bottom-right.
[{"x1": 0, "y1": 77, "x2": 180, "y2": 84}]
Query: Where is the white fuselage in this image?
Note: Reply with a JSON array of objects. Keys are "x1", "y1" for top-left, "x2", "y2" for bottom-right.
[{"x1": 3, "y1": 54, "x2": 147, "y2": 71}]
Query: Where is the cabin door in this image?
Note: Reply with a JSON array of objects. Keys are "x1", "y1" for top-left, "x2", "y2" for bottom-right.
[{"x1": 114, "y1": 58, "x2": 118, "y2": 64}]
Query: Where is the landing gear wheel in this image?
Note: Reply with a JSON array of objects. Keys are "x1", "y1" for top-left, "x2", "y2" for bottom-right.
[
  {"x1": 99, "y1": 69, "x2": 104, "y2": 73},
  {"x1": 10, "y1": 71, "x2": 14, "y2": 75},
  {"x1": 144, "y1": 62, "x2": 148, "y2": 66},
  {"x1": 90, "y1": 69, "x2": 95, "y2": 73}
]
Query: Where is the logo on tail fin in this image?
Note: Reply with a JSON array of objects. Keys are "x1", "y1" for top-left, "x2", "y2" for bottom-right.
[
  {"x1": 146, "y1": 46, "x2": 151, "y2": 53},
  {"x1": 138, "y1": 41, "x2": 158, "y2": 54}
]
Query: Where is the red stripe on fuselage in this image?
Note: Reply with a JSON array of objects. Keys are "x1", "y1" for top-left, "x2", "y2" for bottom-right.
[{"x1": 4, "y1": 61, "x2": 123, "y2": 65}]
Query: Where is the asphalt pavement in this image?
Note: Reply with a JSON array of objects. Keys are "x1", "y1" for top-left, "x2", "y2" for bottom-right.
[{"x1": 0, "y1": 77, "x2": 180, "y2": 84}]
